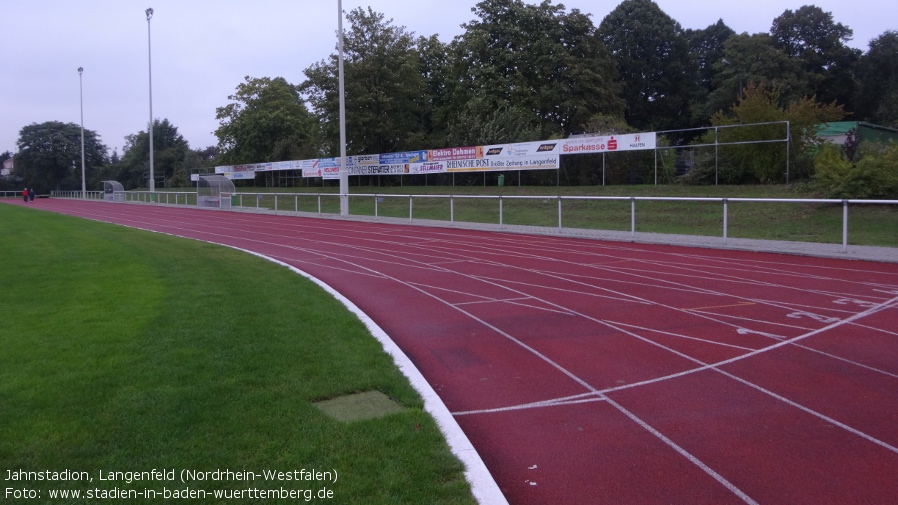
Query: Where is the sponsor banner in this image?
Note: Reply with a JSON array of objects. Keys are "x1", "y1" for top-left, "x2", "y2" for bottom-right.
[
  {"x1": 561, "y1": 132, "x2": 656, "y2": 154},
  {"x1": 429, "y1": 146, "x2": 482, "y2": 161},
  {"x1": 215, "y1": 165, "x2": 233, "y2": 174},
  {"x1": 301, "y1": 157, "x2": 342, "y2": 179},
  {"x1": 321, "y1": 165, "x2": 340, "y2": 180},
  {"x1": 488, "y1": 155, "x2": 559, "y2": 171},
  {"x1": 409, "y1": 162, "x2": 446, "y2": 174},
  {"x1": 302, "y1": 167, "x2": 323, "y2": 178},
  {"x1": 271, "y1": 161, "x2": 293, "y2": 171},
  {"x1": 350, "y1": 154, "x2": 379, "y2": 166},
  {"x1": 380, "y1": 150, "x2": 428, "y2": 164},
  {"x1": 222, "y1": 171, "x2": 255, "y2": 180},
  {"x1": 484, "y1": 141, "x2": 560, "y2": 158},
  {"x1": 445, "y1": 158, "x2": 491, "y2": 171},
  {"x1": 349, "y1": 164, "x2": 409, "y2": 176},
  {"x1": 446, "y1": 156, "x2": 558, "y2": 172}
]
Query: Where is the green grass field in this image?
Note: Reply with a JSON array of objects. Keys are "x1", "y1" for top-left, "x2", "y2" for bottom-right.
[
  {"x1": 213, "y1": 184, "x2": 898, "y2": 247},
  {"x1": 0, "y1": 204, "x2": 475, "y2": 504}
]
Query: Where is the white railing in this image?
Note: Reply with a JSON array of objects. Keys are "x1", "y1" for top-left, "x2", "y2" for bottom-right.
[{"x1": 46, "y1": 190, "x2": 897, "y2": 253}]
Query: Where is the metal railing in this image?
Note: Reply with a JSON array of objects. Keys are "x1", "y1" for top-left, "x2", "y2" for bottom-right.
[{"x1": 43, "y1": 190, "x2": 898, "y2": 253}]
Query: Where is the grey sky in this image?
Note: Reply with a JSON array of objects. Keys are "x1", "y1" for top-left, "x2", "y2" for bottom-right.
[{"x1": 3, "y1": 0, "x2": 895, "y2": 157}]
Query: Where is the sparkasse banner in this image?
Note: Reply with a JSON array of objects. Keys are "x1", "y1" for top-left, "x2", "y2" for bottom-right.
[{"x1": 561, "y1": 133, "x2": 656, "y2": 154}]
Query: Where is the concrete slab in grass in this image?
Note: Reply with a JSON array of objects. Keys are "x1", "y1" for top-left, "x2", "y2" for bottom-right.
[{"x1": 314, "y1": 390, "x2": 407, "y2": 422}]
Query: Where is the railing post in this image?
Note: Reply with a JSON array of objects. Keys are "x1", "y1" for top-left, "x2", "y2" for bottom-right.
[
  {"x1": 631, "y1": 197, "x2": 636, "y2": 237},
  {"x1": 723, "y1": 198, "x2": 728, "y2": 244},
  {"x1": 558, "y1": 197, "x2": 562, "y2": 229},
  {"x1": 317, "y1": 194, "x2": 321, "y2": 214},
  {"x1": 375, "y1": 195, "x2": 379, "y2": 217},
  {"x1": 499, "y1": 195, "x2": 504, "y2": 228},
  {"x1": 843, "y1": 200, "x2": 849, "y2": 253},
  {"x1": 450, "y1": 196, "x2": 454, "y2": 222},
  {"x1": 274, "y1": 194, "x2": 278, "y2": 212},
  {"x1": 409, "y1": 195, "x2": 413, "y2": 221},
  {"x1": 295, "y1": 195, "x2": 298, "y2": 212}
]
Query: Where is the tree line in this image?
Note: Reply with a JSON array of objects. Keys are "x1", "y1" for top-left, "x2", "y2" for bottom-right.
[{"x1": 9, "y1": 0, "x2": 898, "y2": 192}]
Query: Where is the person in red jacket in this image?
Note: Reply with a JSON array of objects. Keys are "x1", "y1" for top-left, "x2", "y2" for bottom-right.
[{"x1": 22, "y1": 188, "x2": 28, "y2": 203}]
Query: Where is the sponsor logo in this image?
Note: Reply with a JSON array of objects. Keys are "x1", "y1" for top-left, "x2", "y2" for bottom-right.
[
  {"x1": 486, "y1": 147, "x2": 504, "y2": 156},
  {"x1": 430, "y1": 146, "x2": 480, "y2": 161},
  {"x1": 447, "y1": 159, "x2": 491, "y2": 170},
  {"x1": 536, "y1": 143, "x2": 557, "y2": 152}
]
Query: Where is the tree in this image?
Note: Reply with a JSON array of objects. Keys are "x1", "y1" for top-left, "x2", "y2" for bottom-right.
[
  {"x1": 215, "y1": 76, "x2": 319, "y2": 164},
  {"x1": 685, "y1": 83, "x2": 846, "y2": 184},
  {"x1": 686, "y1": 19, "x2": 735, "y2": 123},
  {"x1": 597, "y1": 0, "x2": 696, "y2": 132},
  {"x1": 115, "y1": 119, "x2": 189, "y2": 189},
  {"x1": 855, "y1": 31, "x2": 898, "y2": 127},
  {"x1": 708, "y1": 33, "x2": 809, "y2": 117},
  {"x1": 14, "y1": 121, "x2": 108, "y2": 193},
  {"x1": 302, "y1": 8, "x2": 425, "y2": 155},
  {"x1": 770, "y1": 5, "x2": 859, "y2": 111},
  {"x1": 450, "y1": 0, "x2": 623, "y2": 140}
]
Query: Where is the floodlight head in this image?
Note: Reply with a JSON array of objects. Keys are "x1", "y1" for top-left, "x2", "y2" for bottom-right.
[
  {"x1": 78, "y1": 67, "x2": 83, "y2": 75},
  {"x1": 146, "y1": 7, "x2": 153, "y2": 20}
]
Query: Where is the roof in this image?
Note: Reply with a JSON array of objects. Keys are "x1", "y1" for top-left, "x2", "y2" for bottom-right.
[{"x1": 817, "y1": 121, "x2": 898, "y2": 142}]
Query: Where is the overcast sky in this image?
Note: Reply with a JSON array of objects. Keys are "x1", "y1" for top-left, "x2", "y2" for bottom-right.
[{"x1": 3, "y1": 0, "x2": 895, "y2": 157}]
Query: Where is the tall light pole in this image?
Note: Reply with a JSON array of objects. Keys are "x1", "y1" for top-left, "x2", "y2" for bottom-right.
[
  {"x1": 146, "y1": 7, "x2": 155, "y2": 194},
  {"x1": 78, "y1": 67, "x2": 86, "y2": 199},
  {"x1": 337, "y1": 0, "x2": 348, "y2": 216}
]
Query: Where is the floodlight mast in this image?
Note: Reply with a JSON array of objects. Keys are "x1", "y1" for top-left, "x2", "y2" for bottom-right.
[
  {"x1": 146, "y1": 7, "x2": 155, "y2": 194},
  {"x1": 78, "y1": 67, "x2": 86, "y2": 199},
  {"x1": 337, "y1": 0, "x2": 348, "y2": 216}
]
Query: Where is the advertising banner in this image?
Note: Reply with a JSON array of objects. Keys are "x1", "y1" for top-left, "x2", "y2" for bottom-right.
[
  {"x1": 409, "y1": 162, "x2": 447, "y2": 174},
  {"x1": 222, "y1": 171, "x2": 255, "y2": 180},
  {"x1": 379, "y1": 150, "x2": 428, "y2": 164},
  {"x1": 483, "y1": 141, "x2": 560, "y2": 158},
  {"x1": 429, "y1": 146, "x2": 481, "y2": 161},
  {"x1": 560, "y1": 133, "x2": 656, "y2": 154},
  {"x1": 349, "y1": 164, "x2": 409, "y2": 176},
  {"x1": 350, "y1": 154, "x2": 379, "y2": 166},
  {"x1": 213, "y1": 130, "x2": 656, "y2": 178}
]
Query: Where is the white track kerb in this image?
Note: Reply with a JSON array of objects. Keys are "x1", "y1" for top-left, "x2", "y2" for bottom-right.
[{"x1": 235, "y1": 248, "x2": 509, "y2": 505}]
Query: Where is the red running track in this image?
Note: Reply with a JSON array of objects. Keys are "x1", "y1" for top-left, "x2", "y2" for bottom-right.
[{"x1": 12, "y1": 199, "x2": 898, "y2": 505}]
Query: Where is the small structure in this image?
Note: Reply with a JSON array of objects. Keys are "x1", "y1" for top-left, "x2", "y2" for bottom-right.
[
  {"x1": 102, "y1": 180, "x2": 125, "y2": 202},
  {"x1": 197, "y1": 175, "x2": 234, "y2": 209},
  {"x1": 817, "y1": 121, "x2": 898, "y2": 147}
]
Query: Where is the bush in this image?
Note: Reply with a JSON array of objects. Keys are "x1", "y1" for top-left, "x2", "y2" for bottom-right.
[{"x1": 814, "y1": 142, "x2": 898, "y2": 199}]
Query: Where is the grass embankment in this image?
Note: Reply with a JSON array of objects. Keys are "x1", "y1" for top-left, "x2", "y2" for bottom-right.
[
  {"x1": 211, "y1": 184, "x2": 898, "y2": 247},
  {"x1": 0, "y1": 204, "x2": 475, "y2": 504}
]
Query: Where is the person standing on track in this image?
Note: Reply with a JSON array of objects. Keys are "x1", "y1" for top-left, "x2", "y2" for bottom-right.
[
  {"x1": 23, "y1": 188, "x2": 29, "y2": 203},
  {"x1": 28, "y1": 188, "x2": 35, "y2": 202}
]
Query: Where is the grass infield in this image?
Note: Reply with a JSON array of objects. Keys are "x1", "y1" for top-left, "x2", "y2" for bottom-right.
[{"x1": 0, "y1": 204, "x2": 475, "y2": 504}]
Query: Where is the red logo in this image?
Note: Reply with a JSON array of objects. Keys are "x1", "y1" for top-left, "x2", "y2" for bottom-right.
[{"x1": 608, "y1": 136, "x2": 618, "y2": 151}]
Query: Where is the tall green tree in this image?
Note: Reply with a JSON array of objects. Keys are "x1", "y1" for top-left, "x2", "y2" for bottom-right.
[
  {"x1": 114, "y1": 119, "x2": 188, "y2": 189},
  {"x1": 855, "y1": 31, "x2": 898, "y2": 127},
  {"x1": 686, "y1": 83, "x2": 846, "y2": 184},
  {"x1": 686, "y1": 20, "x2": 735, "y2": 123},
  {"x1": 449, "y1": 0, "x2": 622, "y2": 140},
  {"x1": 597, "y1": 0, "x2": 696, "y2": 131},
  {"x1": 215, "y1": 76, "x2": 319, "y2": 164},
  {"x1": 302, "y1": 8, "x2": 425, "y2": 155},
  {"x1": 770, "y1": 5, "x2": 859, "y2": 112},
  {"x1": 14, "y1": 121, "x2": 108, "y2": 193},
  {"x1": 709, "y1": 33, "x2": 810, "y2": 116}
]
